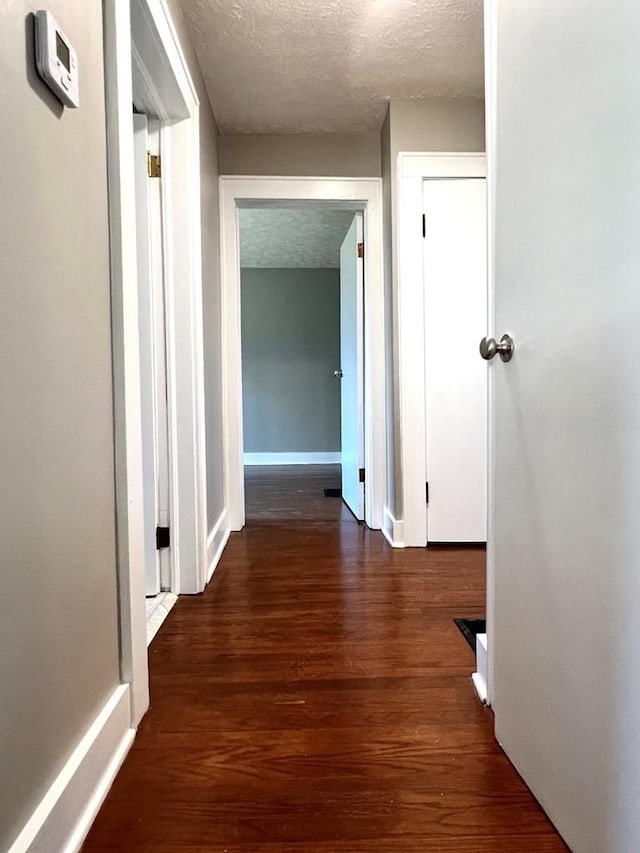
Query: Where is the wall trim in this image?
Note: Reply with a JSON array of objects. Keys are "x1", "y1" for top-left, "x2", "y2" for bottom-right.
[
  {"x1": 484, "y1": 0, "x2": 498, "y2": 709},
  {"x1": 244, "y1": 452, "x2": 341, "y2": 466},
  {"x1": 103, "y1": 0, "x2": 207, "y2": 727},
  {"x1": 103, "y1": 0, "x2": 149, "y2": 729},
  {"x1": 220, "y1": 176, "x2": 386, "y2": 533},
  {"x1": 396, "y1": 152, "x2": 487, "y2": 548},
  {"x1": 207, "y1": 507, "x2": 231, "y2": 583},
  {"x1": 382, "y1": 506, "x2": 405, "y2": 548},
  {"x1": 146, "y1": 592, "x2": 178, "y2": 646},
  {"x1": 7, "y1": 685, "x2": 134, "y2": 853}
]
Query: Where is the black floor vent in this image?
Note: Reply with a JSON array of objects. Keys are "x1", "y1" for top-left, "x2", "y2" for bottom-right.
[
  {"x1": 454, "y1": 618, "x2": 486, "y2": 653},
  {"x1": 323, "y1": 488, "x2": 342, "y2": 498}
]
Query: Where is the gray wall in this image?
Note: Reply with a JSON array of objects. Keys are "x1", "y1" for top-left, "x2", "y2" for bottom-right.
[
  {"x1": 381, "y1": 98, "x2": 485, "y2": 517},
  {"x1": 0, "y1": 3, "x2": 120, "y2": 847},
  {"x1": 389, "y1": 98, "x2": 485, "y2": 154},
  {"x1": 166, "y1": 0, "x2": 224, "y2": 532},
  {"x1": 241, "y1": 269, "x2": 341, "y2": 453},
  {"x1": 219, "y1": 132, "x2": 381, "y2": 177}
]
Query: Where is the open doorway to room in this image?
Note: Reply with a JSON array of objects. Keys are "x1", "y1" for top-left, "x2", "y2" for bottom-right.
[
  {"x1": 219, "y1": 177, "x2": 386, "y2": 535},
  {"x1": 131, "y1": 107, "x2": 177, "y2": 642},
  {"x1": 105, "y1": 0, "x2": 208, "y2": 706},
  {"x1": 238, "y1": 207, "x2": 362, "y2": 523}
]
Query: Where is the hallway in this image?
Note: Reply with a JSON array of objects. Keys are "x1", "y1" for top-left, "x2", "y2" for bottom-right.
[{"x1": 83, "y1": 475, "x2": 565, "y2": 851}]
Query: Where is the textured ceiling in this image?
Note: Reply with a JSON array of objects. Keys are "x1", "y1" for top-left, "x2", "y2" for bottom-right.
[
  {"x1": 181, "y1": 0, "x2": 484, "y2": 133},
  {"x1": 239, "y1": 208, "x2": 355, "y2": 267}
]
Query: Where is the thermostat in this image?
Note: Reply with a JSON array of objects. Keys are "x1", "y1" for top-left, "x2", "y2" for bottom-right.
[{"x1": 34, "y1": 10, "x2": 79, "y2": 108}]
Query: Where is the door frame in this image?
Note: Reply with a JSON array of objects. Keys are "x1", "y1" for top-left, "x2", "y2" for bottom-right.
[
  {"x1": 219, "y1": 176, "x2": 386, "y2": 531},
  {"x1": 132, "y1": 113, "x2": 173, "y2": 599},
  {"x1": 396, "y1": 153, "x2": 487, "y2": 547},
  {"x1": 104, "y1": 0, "x2": 208, "y2": 726}
]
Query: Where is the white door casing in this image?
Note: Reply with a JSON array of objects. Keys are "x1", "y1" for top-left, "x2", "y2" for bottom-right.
[
  {"x1": 104, "y1": 0, "x2": 207, "y2": 725},
  {"x1": 219, "y1": 177, "x2": 386, "y2": 533},
  {"x1": 423, "y1": 178, "x2": 487, "y2": 542},
  {"x1": 397, "y1": 153, "x2": 487, "y2": 547},
  {"x1": 486, "y1": 2, "x2": 640, "y2": 851},
  {"x1": 339, "y1": 212, "x2": 365, "y2": 520}
]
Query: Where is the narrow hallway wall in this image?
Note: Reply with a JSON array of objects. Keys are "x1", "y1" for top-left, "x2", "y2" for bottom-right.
[{"x1": 0, "y1": 3, "x2": 120, "y2": 846}]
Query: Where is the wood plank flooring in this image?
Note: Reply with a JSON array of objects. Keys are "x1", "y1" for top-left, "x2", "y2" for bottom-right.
[
  {"x1": 83, "y1": 467, "x2": 567, "y2": 851},
  {"x1": 245, "y1": 464, "x2": 351, "y2": 522}
]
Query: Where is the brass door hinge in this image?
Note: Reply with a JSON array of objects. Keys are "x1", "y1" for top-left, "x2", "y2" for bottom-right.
[
  {"x1": 147, "y1": 153, "x2": 161, "y2": 178},
  {"x1": 357, "y1": 241, "x2": 364, "y2": 258},
  {"x1": 359, "y1": 468, "x2": 365, "y2": 483}
]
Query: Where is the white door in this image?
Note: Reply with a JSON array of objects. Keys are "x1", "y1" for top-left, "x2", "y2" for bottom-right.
[
  {"x1": 339, "y1": 212, "x2": 365, "y2": 520},
  {"x1": 487, "y1": 3, "x2": 640, "y2": 851},
  {"x1": 423, "y1": 178, "x2": 487, "y2": 542},
  {"x1": 133, "y1": 113, "x2": 171, "y2": 596}
]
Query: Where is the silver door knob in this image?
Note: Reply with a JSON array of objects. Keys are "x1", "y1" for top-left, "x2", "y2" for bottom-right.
[
  {"x1": 334, "y1": 369, "x2": 343, "y2": 379},
  {"x1": 479, "y1": 333, "x2": 514, "y2": 363}
]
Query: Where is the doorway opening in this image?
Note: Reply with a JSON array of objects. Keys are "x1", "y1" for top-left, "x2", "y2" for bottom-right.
[
  {"x1": 396, "y1": 153, "x2": 489, "y2": 697},
  {"x1": 220, "y1": 178, "x2": 386, "y2": 534},
  {"x1": 105, "y1": 0, "x2": 208, "y2": 723},
  {"x1": 396, "y1": 153, "x2": 488, "y2": 548},
  {"x1": 131, "y1": 109, "x2": 177, "y2": 643},
  {"x1": 237, "y1": 206, "x2": 363, "y2": 523}
]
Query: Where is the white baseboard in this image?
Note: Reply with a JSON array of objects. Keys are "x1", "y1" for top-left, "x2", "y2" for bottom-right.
[
  {"x1": 472, "y1": 671, "x2": 488, "y2": 704},
  {"x1": 207, "y1": 506, "x2": 231, "y2": 583},
  {"x1": 146, "y1": 591, "x2": 178, "y2": 646},
  {"x1": 244, "y1": 452, "x2": 341, "y2": 466},
  {"x1": 472, "y1": 632, "x2": 489, "y2": 705},
  {"x1": 8, "y1": 684, "x2": 135, "y2": 853},
  {"x1": 382, "y1": 506, "x2": 405, "y2": 548}
]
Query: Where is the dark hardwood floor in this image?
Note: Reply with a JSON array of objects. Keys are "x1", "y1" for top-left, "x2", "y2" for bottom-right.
[
  {"x1": 245, "y1": 463, "x2": 353, "y2": 522},
  {"x1": 83, "y1": 467, "x2": 567, "y2": 851}
]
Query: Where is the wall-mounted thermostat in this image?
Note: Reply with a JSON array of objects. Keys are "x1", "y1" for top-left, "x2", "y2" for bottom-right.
[{"x1": 35, "y1": 10, "x2": 79, "y2": 108}]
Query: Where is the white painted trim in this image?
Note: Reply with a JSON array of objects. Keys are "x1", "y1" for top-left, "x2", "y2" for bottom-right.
[
  {"x1": 244, "y1": 452, "x2": 341, "y2": 466},
  {"x1": 471, "y1": 671, "x2": 489, "y2": 704},
  {"x1": 104, "y1": 0, "x2": 208, "y2": 726},
  {"x1": 130, "y1": 0, "x2": 207, "y2": 597},
  {"x1": 396, "y1": 153, "x2": 487, "y2": 548},
  {"x1": 472, "y1": 632, "x2": 489, "y2": 704},
  {"x1": 400, "y1": 152, "x2": 487, "y2": 178},
  {"x1": 7, "y1": 685, "x2": 134, "y2": 853},
  {"x1": 146, "y1": 591, "x2": 178, "y2": 645},
  {"x1": 207, "y1": 507, "x2": 231, "y2": 583},
  {"x1": 220, "y1": 176, "x2": 386, "y2": 533},
  {"x1": 103, "y1": 0, "x2": 149, "y2": 727},
  {"x1": 131, "y1": 0, "x2": 199, "y2": 115},
  {"x1": 159, "y1": 116, "x2": 208, "y2": 595},
  {"x1": 484, "y1": 0, "x2": 498, "y2": 709},
  {"x1": 382, "y1": 506, "x2": 405, "y2": 548}
]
